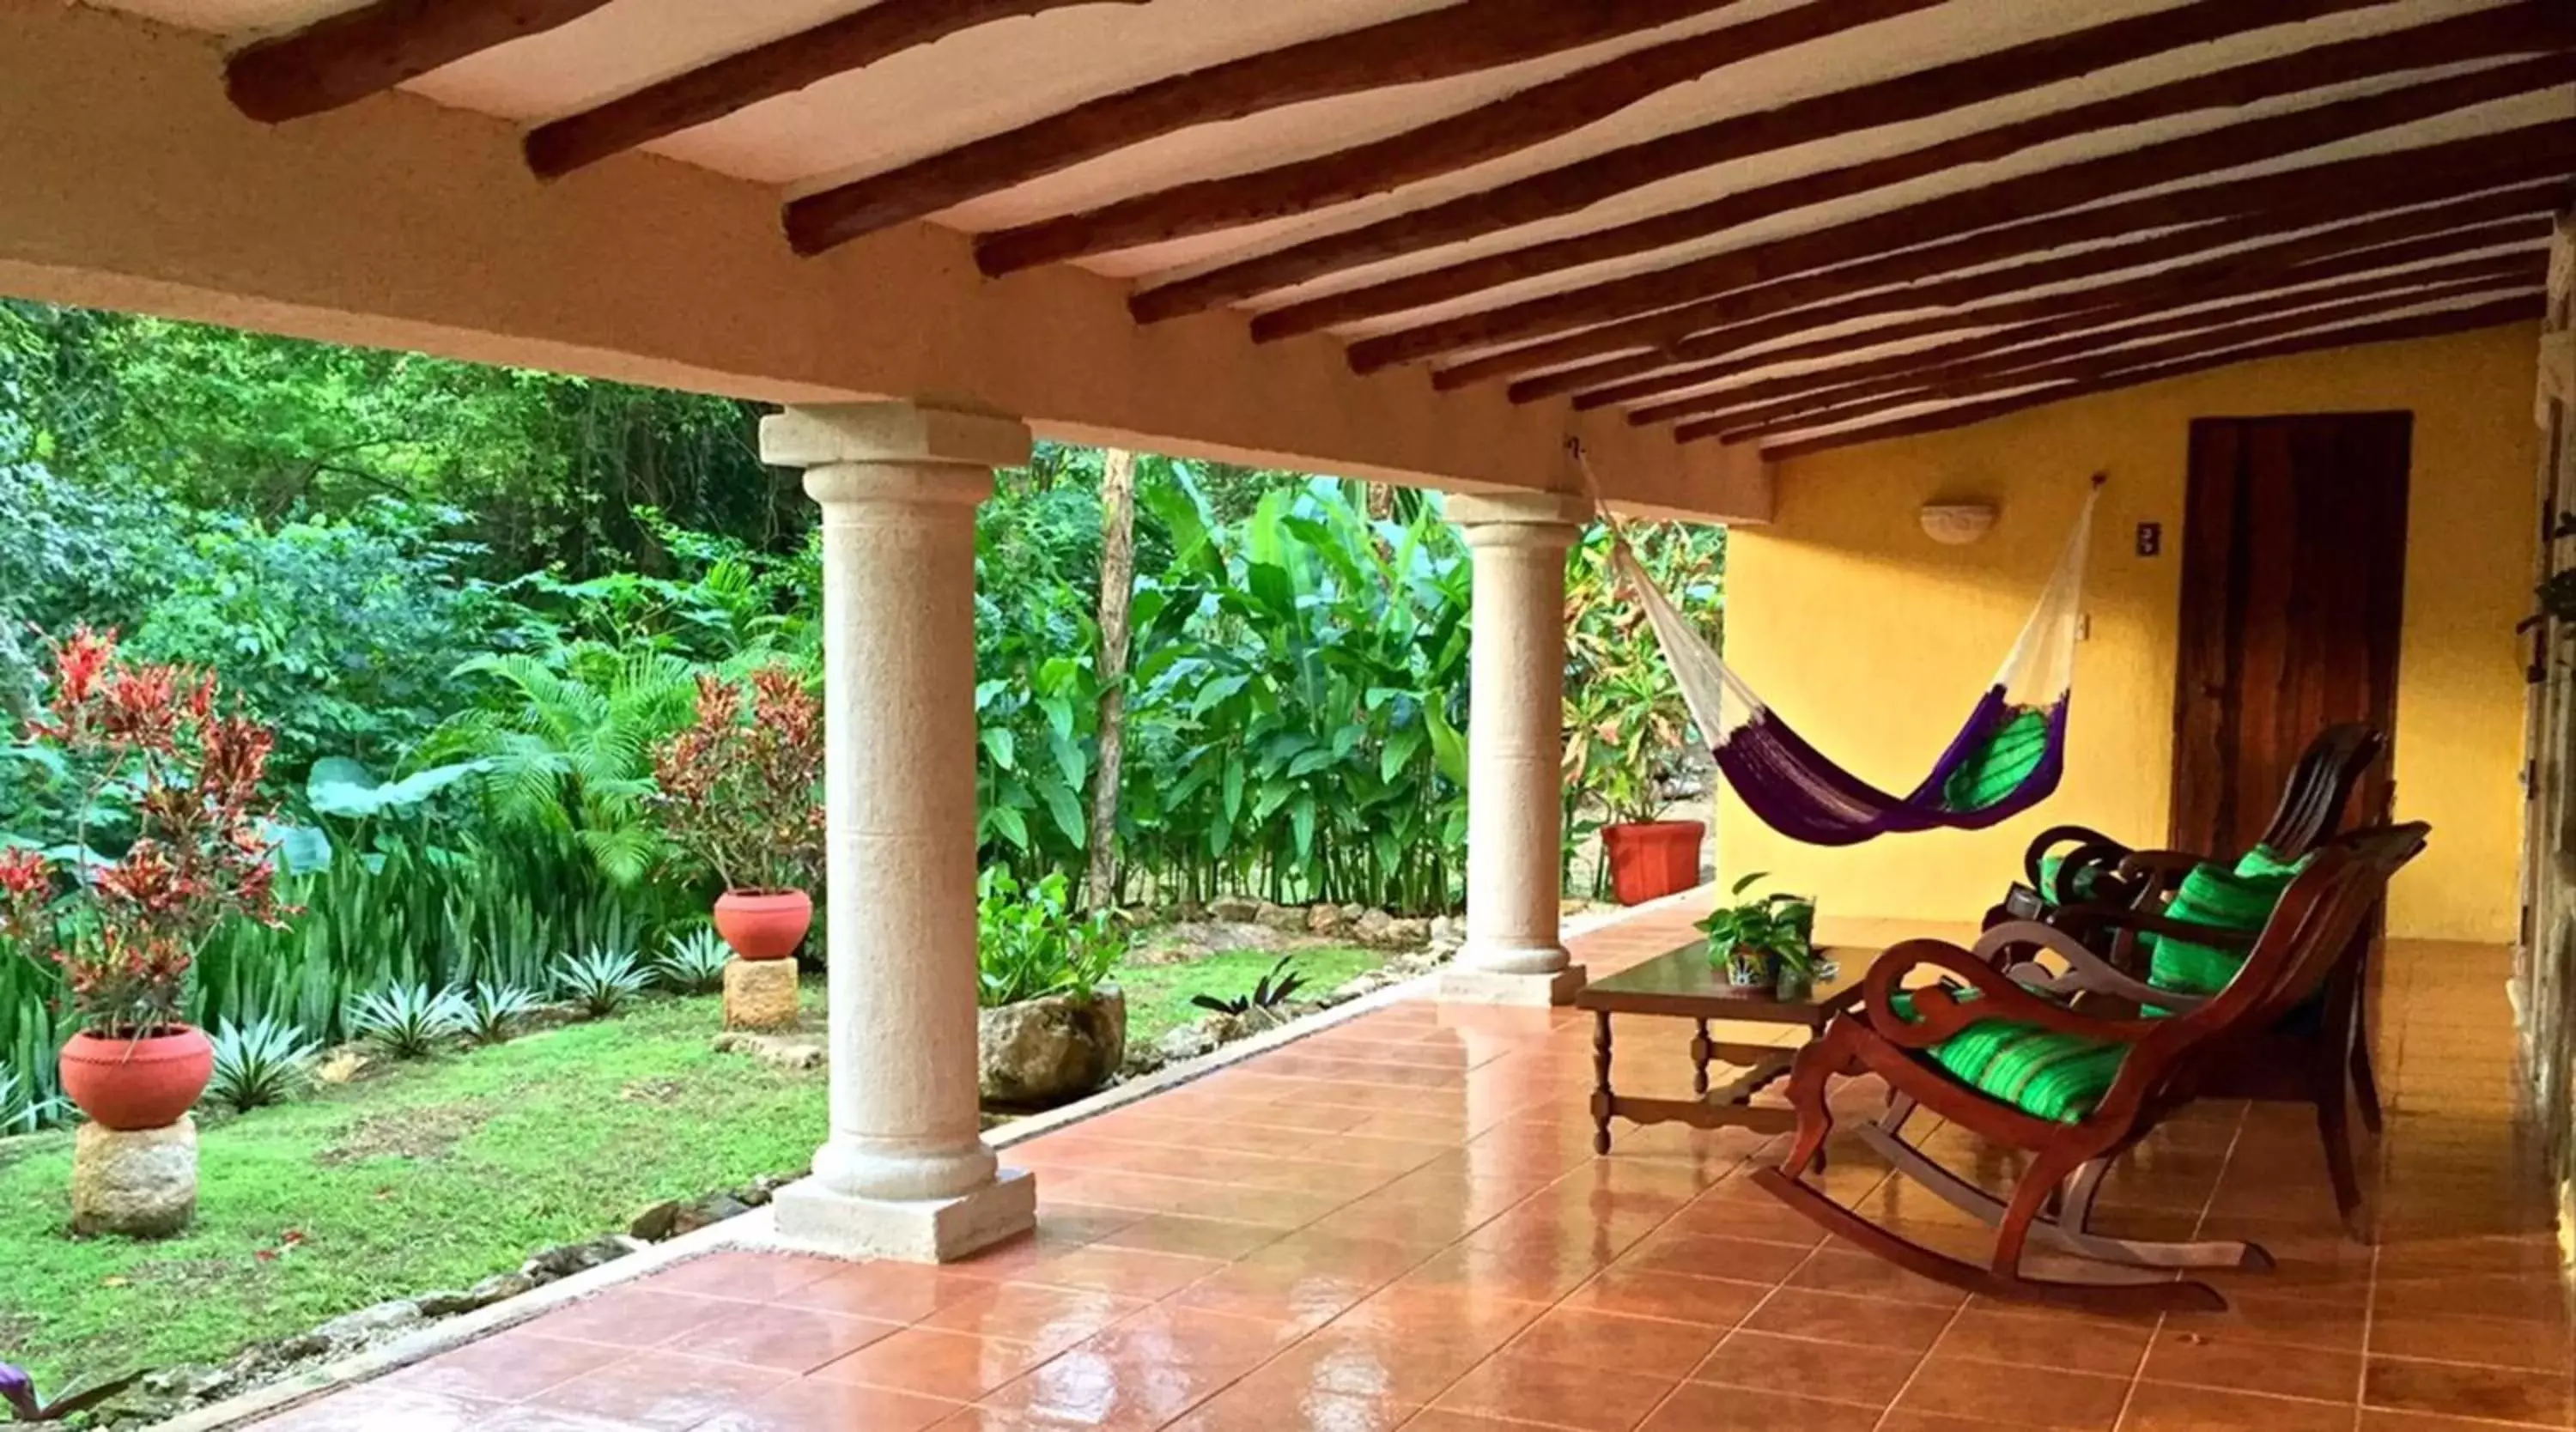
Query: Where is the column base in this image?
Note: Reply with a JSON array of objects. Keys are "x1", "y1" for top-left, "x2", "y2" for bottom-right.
[
  {"x1": 769, "y1": 1167, "x2": 1036, "y2": 1263},
  {"x1": 1440, "y1": 963, "x2": 1588, "y2": 1006}
]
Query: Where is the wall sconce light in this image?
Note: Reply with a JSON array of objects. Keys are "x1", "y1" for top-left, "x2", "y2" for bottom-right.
[{"x1": 1919, "y1": 501, "x2": 1998, "y2": 546}]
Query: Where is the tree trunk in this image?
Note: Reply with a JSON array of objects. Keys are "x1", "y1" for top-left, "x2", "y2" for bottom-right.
[{"x1": 1085, "y1": 447, "x2": 1139, "y2": 910}]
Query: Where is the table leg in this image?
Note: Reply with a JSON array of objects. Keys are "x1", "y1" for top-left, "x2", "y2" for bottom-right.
[
  {"x1": 1590, "y1": 1010, "x2": 1615, "y2": 1156},
  {"x1": 1691, "y1": 1019, "x2": 1712, "y2": 1097}
]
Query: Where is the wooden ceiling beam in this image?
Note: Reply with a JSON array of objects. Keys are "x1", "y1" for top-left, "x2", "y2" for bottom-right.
[
  {"x1": 1704, "y1": 282, "x2": 2542, "y2": 440},
  {"x1": 781, "y1": 0, "x2": 1756, "y2": 256},
  {"x1": 1347, "y1": 51, "x2": 2576, "y2": 373},
  {"x1": 1591, "y1": 210, "x2": 2559, "y2": 414},
  {"x1": 972, "y1": 0, "x2": 1947, "y2": 276},
  {"x1": 1747, "y1": 297, "x2": 2545, "y2": 459},
  {"x1": 524, "y1": 0, "x2": 1146, "y2": 179},
  {"x1": 225, "y1": 0, "x2": 615, "y2": 123},
  {"x1": 1422, "y1": 123, "x2": 2576, "y2": 390},
  {"x1": 1137, "y1": 0, "x2": 2561, "y2": 328},
  {"x1": 1668, "y1": 255, "x2": 2546, "y2": 434}
]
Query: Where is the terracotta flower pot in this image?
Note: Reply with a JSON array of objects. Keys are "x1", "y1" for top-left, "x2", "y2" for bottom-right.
[
  {"x1": 712, "y1": 888, "x2": 813, "y2": 961},
  {"x1": 1601, "y1": 820, "x2": 1707, "y2": 906},
  {"x1": 59, "y1": 1026, "x2": 215, "y2": 1132}
]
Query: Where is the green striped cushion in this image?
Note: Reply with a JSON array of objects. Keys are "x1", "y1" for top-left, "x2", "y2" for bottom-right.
[
  {"x1": 1889, "y1": 990, "x2": 2123, "y2": 1124},
  {"x1": 1941, "y1": 707, "x2": 2053, "y2": 814},
  {"x1": 2035, "y1": 851, "x2": 2099, "y2": 905},
  {"x1": 2142, "y1": 857, "x2": 2300, "y2": 1004}
]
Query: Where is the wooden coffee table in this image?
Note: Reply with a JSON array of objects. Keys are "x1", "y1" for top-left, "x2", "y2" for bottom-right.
[{"x1": 1577, "y1": 940, "x2": 1869, "y2": 1156}]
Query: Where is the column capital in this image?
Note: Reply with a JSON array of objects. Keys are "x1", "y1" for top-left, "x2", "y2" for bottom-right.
[
  {"x1": 762, "y1": 401, "x2": 1031, "y2": 471},
  {"x1": 1449, "y1": 490, "x2": 1593, "y2": 548}
]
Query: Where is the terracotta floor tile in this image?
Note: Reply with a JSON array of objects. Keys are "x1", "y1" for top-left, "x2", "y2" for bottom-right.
[
  {"x1": 252, "y1": 1388, "x2": 536, "y2": 1432},
  {"x1": 1505, "y1": 1306, "x2": 1728, "y2": 1380},
  {"x1": 813, "y1": 1328, "x2": 1053, "y2": 1401},
  {"x1": 2164, "y1": 1289, "x2": 2370, "y2": 1354},
  {"x1": 1400, "y1": 1411, "x2": 1551, "y2": 1432},
  {"x1": 518, "y1": 1287, "x2": 738, "y2": 1349},
  {"x1": 1786, "y1": 1246, "x2": 1971, "y2": 1308},
  {"x1": 1013, "y1": 1243, "x2": 1230, "y2": 1298},
  {"x1": 528, "y1": 1352, "x2": 791, "y2": 1430},
  {"x1": 918, "y1": 1282, "x2": 1148, "y2": 1352},
  {"x1": 1741, "y1": 1288, "x2": 1955, "y2": 1353},
  {"x1": 1090, "y1": 1213, "x2": 1286, "y2": 1261},
  {"x1": 1895, "y1": 1352, "x2": 2130, "y2": 1430},
  {"x1": 2142, "y1": 1330, "x2": 2365, "y2": 1404},
  {"x1": 1431, "y1": 1345, "x2": 1678, "y2": 1432},
  {"x1": 973, "y1": 1344, "x2": 1242, "y2": 1429},
  {"x1": 2117, "y1": 1382, "x2": 2362, "y2": 1432},
  {"x1": 689, "y1": 1378, "x2": 964, "y2": 1432},
  {"x1": 1692, "y1": 1328, "x2": 1919, "y2": 1408},
  {"x1": 1636, "y1": 1382, "x2": 1883, "y2": 1432},
  {"x1": 665, "y1": 1302, "x2": 900, "y2": 1373},
  {"x1": 1066, "y1": 1304, "x2": 1304, "y2": 1369},
  {"x1": 371, "y1": 1332, "x2": 629, "y2": 1403},
  {"x1": 1935, "y1": 1305, "x2": 2153, "y2": 1378},
  {"x1": 775, "y1": 1260, "x2": 994, "y2": 1322},
  {"x1": 2365, "y1": 1356, "x2": 2575, "y2": 1425},
  {"x1": 1166, "y1": 1381, "x2": 1418, "y2": 1432},
  {"x1": 1167, "y1": 1257, "x2": 1388, "y2": 1330},
  {"x1": 641, "y1": 1251, "x2": 842, "y2": 1302},
  {"x1": 1555, "y1": 1265, "x2": 1770, "y2": 1328},
  {"x1": 1616, "y1": 1231, "x2": 1813, "y2": 1285},
  {"x1": 2372, "y1": 1312, "x2": 2576, "y2": 1371}
]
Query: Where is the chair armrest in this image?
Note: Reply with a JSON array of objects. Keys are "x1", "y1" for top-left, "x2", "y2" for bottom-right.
[
  {"x1": 2022, "y1": 823, "x2": 2131, "y2": 888},
  {"x1": 1862, "y1": 938, "x2": 2167, "y2": 1050},
  {"x1": 1976, "y1": 920, "x2": 2206, "y2": 1011}
]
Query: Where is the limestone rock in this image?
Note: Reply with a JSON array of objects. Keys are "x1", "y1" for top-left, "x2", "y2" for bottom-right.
[
  {"x1": 312, "y1": 1299, "x2": 422, "y2": 1352},
  {"x1": 712, "y1": 1029, "x2": 825, "y2": 1071},
  {"x1": 1352, "y1": 909, "x2": 1399, "y2": 946},
  {"x1": 523, "y1": 1235, "x2": 642, "y2": 1283},
  {"x1": 980, "y1": 988, "x2": 1127, "y2": 1106},
  {"x1": 1255, "y1": 902, "x2": 1308, "y2": 932},
  {"x1": 1153, "y1": 1010, "x2": 1237, "y2": 1065},
  {"x1": 671, "y1": 1192, "x2": 751, "y2": 1237},
  {"x1": 1305, "y1": 905, "x2": 1349, "y2": 935},
  {"x1": 71, "y1": 1117, "x2": 197, "y2": 1238},
  {"x1": 467, "y1": 1270, "x2": 538, "y2": 1306},
  {"x1": 1206, "y1": 895, "x2": 1262, "y2": 922},
  {"x1": 1383, "y1": 917, "x2": 1431, "y2": 947},
  {"x1": 629, "y1": 1199, "x2": 683, "y2": 1242},
  {"x1": 722, "y1": 956, "x2": 801, "y2": 1030}
]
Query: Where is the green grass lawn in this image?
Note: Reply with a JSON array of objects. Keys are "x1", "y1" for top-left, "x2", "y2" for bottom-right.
[{"x1": 0, "y1": 944, "x2": 1388, "y2": 1388}]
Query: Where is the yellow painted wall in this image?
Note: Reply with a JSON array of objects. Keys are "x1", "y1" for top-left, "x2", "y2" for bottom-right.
[{"x1": 1719, "y1": 324, "x2": 2542, "y2": 943}]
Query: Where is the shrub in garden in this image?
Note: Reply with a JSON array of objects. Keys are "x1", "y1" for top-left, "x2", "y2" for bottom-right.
[
  {"x1": 975, "y1": 870, "x2": 1122, "y2": 1009},
  {"x1": 556, "y1": 944, "x2": 650, "y2": 1018},
  {"x1": 649, "y1": 665, "x2": 824, "y2": 897},
  {"x1": 460, "y1": 982, "x2": 543, "y2": 1045},
  {"x1": 206, "y1": 1016, "x2": 320, "y2": 1112},
  {"x1": 651, "y1": 927, "x2": 731, "y2": 994},
  {"x1": 346, "y1": 983, "x2": 470, "y2": 1059}
]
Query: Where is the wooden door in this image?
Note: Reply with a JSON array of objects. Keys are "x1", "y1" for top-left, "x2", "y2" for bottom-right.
[{"x1": 2172, "y1": 412, "x2": 2412, "y2": 855}]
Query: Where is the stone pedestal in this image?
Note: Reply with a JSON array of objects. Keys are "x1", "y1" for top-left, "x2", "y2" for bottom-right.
[
  {"x1": 758, "y1": 403, "x2": 1035, "y2": 1263},
  {"x1": 723, "y1": 957, "x2": 802, "y2": 1030},
  {"x1": 72, "y1": 1116, "x2": 197, "y2": 1238},
  {"x1": 1441, "y1": 491, "x2": 1590, "y2": 1008}
]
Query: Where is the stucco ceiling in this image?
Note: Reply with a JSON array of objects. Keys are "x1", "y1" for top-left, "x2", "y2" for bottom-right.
[{"x1": 72, "y1": 0, "x2": 2576, "y2": 458}]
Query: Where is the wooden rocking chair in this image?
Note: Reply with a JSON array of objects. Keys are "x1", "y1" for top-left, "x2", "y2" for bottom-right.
[{"x1": 1752, "y1": 822, "x2": 2428, "y2": 1314}]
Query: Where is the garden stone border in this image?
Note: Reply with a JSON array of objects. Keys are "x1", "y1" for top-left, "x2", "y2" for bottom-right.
[{"x1": 154, "y1": 889, "x2": 1706, "y2": 1432}]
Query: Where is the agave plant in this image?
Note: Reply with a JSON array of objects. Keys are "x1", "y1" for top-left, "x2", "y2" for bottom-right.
[
  {"x1": 555, "y1": 944, "x2": 650, "y2": 1019},
  {"x1": 206, "y1": 1016, "x2": 320, "y2": 1113},
  {"x1": 460, "y1": 982, "x2": 544, "y2": 1045},
  {"x1": 346, "y1": 982, "x2": 471, "y2": 1059},
  {"x1": 0, "y1": 1061, "x2": 64, "y2": 1136},
  {"x1": 651, "y1": 927, "x2": 731, "y2": 995}
]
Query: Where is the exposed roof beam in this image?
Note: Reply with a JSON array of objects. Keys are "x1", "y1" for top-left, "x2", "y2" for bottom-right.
[
  {"x1": 1580, "y1": 205, "x2": 2561, "y2": 411},
  {"x1": 974, "y1": 0, "x2": 1947, "y2": 276},
  {"x1": 1750, "y1": 296, "x2": 2544, "y2": 460},
  {"x1": 1434, "y1": 128, "x2": 2576, "y2": 391},
  {"x1": 225, "y1": 0, "x2": 615, "y2": 123},
  {"x1": 781, "y1": 0, "x2": 1758, "y2": 256},
  {"x1": 1139, "y1": 0, "x2": 2490, "y2": 329},
  {"x1": 1666, "y1": 254, "x2": 2546, "y2": 434},
  {"x1": 524, "y1": 0, "x2": 1147, "y2": 179},
  {"x1": 1346, "y1": 51, "x2": 2576, "y2": 373}
]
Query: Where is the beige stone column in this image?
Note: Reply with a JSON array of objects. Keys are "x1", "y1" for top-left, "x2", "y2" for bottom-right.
[
  {"x1": 1442, "y1": 492, "x2": 1591, "y2": 1006},
  {"x1": 759, "y1": 403, "x2": 1035, "y2": 1262}
]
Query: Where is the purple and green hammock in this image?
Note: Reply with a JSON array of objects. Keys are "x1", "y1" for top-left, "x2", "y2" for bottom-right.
[{"x1": 1610, "y1": 482, "x2": 2101, "y2": 846}]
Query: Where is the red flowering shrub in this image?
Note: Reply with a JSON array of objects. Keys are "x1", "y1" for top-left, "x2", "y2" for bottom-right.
[
  {"x1": 0, "y1": 628, "x2": 289, "y2": 1037},
  {"x1": 651, "y1": 664, "x2": 824, "y2": 894}
]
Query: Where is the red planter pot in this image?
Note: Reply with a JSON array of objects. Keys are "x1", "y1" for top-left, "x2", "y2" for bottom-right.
[
  {"x1": 59, "y1": 1026, "x2": 215, "y2": 1131},
  {"x1": 1601, "y1": 820, "x2": 1706, "y2": 906},
  {"x1": 713, "y1": 889, "x2": 813, "y2": 961}
]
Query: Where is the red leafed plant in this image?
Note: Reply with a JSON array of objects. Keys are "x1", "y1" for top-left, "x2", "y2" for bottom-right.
[
  {"x1": 0, "y1": 627, "x2": 289, "y2": 1038},
  {"x1": 651, "y1": 664, "x2": 824, "y2": 895}
]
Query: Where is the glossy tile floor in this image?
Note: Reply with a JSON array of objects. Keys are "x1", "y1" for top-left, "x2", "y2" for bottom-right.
[{"x1": 248, "y1": 909, "x2": 2571, "y2": 1431}]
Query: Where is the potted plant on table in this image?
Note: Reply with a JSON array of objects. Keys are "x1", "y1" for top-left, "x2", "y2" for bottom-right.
[
  {"x1": 0, "y1": 628, "x2": 289, "y2": 1130},
  {"x1": 1698, "y1": 872, "x2": 1820, "y2": 1001},
  {"x1": 652, "y1": 665, "x2": 824, "y2": 960}
]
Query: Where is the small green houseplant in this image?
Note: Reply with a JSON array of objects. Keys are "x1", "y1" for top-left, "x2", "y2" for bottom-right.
[{"x1": 1698, "y1": 871, "x2": 1819, "y2": 1000}]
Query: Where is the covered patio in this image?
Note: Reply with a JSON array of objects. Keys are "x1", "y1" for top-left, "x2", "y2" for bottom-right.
[{"x1": 4, "y1": 0, "x2": 2575, "y2": 1426}]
